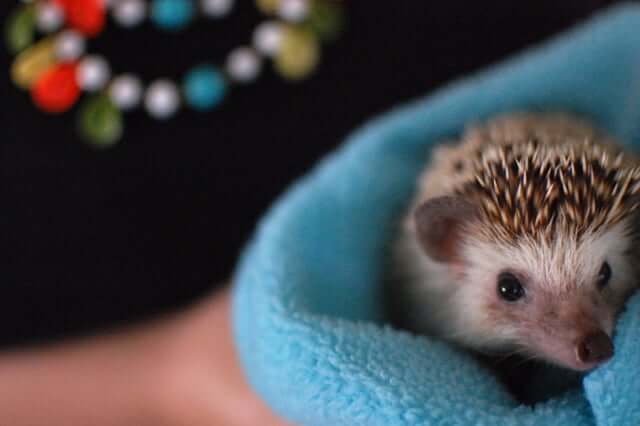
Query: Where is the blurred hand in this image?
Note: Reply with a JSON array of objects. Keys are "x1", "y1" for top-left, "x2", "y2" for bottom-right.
[{"x1": 0, "y1": 287, "x2": 290, "y2": 426}]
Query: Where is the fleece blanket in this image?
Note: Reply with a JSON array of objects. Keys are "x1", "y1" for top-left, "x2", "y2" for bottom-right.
[{"x1": 232, "y1": 4, "x2": 640, "y2": 426}]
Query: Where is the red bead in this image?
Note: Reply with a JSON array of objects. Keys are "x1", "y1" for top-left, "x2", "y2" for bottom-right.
[
  {"x1": 53, "y1": 0, "x2": 105, "y2": 37},
  {"x1": 31, "y1": 62, "x2": 81, "y2": 113}
]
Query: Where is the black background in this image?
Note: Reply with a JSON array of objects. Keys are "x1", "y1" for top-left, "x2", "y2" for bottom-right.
[{"x1": 0, "y1": 0, "x2": 623, "y2": 347}]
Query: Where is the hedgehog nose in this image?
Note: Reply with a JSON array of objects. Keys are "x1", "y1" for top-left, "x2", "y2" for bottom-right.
[{"x1": 576, "y1": 331, "x2": 613, "y2": 365}]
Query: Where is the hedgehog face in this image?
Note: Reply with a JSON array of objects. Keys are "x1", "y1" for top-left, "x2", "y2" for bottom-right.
[
  {"x1": 413, "y1": 194, "x2": 639, "y2": 371},
  {"x1": 456, "y1": 219, "x2": 639, "y2": 371}
]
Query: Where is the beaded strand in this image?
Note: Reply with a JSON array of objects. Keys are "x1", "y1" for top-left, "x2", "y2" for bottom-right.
[{"x1": 6, "y1": 0, "x2": 344, "y2": 147}]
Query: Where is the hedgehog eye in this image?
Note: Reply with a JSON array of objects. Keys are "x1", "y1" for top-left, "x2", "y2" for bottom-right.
[
  {"x1": 596, "y1": 262, "x2": 612, "y2": 290},
  {"x1": 497, "y1": 272, "x2": 525, "y2": 302}
]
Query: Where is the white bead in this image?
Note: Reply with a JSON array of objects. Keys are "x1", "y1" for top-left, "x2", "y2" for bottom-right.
[
  {"x1": 112, "y1": 0, "x2": 147, "y2": 28},
  {"x1": 252, "y1": 21, "x2": 283, "y2": 57},
  {"x1": 77, "y1": 55, "x2": 111, "y2": 92},
  {"x1": 36, "y1": 2, "x2": 65, "y2": 33},
  {"x1": 109, "y1": 74, "x2": 143, "y2": 110},
  {"x1": 201, "y1": 0, "x2": 234, "y2": 18},
  {"x1": 55, "y1": 30, "x2": 86, "y2": 62},
  {"x1": 277, "y1": 0, "x2": 309, "y2": 23},
  {"x1": 145, "y1": 79, "x2": 180, "y2": 119},
  {"x1": 226, "y1": 47, "x2": 262, "y2": 83}
]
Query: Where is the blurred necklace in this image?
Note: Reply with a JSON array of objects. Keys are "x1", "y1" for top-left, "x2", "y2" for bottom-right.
[{"x1": 6, "y1": 0, "x2": 344, "y2": 148}]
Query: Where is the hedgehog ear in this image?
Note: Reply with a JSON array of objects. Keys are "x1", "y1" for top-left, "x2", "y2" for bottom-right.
[{"x1": 414, "y1": 196, "x2": 479, "y2": 263}]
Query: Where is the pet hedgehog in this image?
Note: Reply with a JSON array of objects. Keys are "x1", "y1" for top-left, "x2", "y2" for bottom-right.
[{"x1": 389, "y1": 112, "x2": 640, "y2": 376}]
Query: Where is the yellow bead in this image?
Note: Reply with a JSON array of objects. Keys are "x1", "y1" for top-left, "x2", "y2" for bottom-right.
[
  {"x1": 11, "y1": 36, "x2": 57, "y2": 89},
  {"x1": 274, "y1": 26, "x2": 319, "y2": 81},
  {"x1": 255, "y1": 0, "x2": 280, "y2": 14}
]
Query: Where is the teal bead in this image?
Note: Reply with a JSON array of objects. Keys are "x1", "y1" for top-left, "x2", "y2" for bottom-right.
[
  {"x1": 183, "y1": 66, "x2": 227, "y2": 111},
  {"x1": 151, "y1": 0, "x2": 194, "y2": 31}
]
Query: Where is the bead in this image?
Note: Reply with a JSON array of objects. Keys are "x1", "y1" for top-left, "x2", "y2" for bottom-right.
[
  {"x1": 252, "y1": 21, "x2": 283, "y2": 57},
  {"x1": 201, "y1": 0, "x2": 234, "y2": 18},
  {"x1": 183, "y1": 65, "x2": 226, "y2": 111},
  {"x1": 102, "y1": 0, "x2": 117, "y2": 9},
  {"x1": 31, "y1": 62, "x2": 80, "y2": 113},
  {"x1": 308, "y1": 0, "x2": 344, "y2": 41},
  {"x1": 277, "y1": 0, "x2": 309, "y2": 23},
  {"x1": 77, "y1": 54, "x2": 110, "y2": 91},
  {"x1": 274, "y1": 26, "x2": 319, "y2": 80},
  {"x1": 11, "y1": 36, "x2": 57, "y2": 89},
  {"x1": 78, "y1": 94, "x2": 123, "y2": 148},
  {"x1": 255, "y1": 0, "x2": 279, "y2": 14},
  {"x1": 112, "y1": 0, "x2": 146, "y2": 28},
  {"x1": 5, "y1": 5, "x2": 36, "y2": 54},
  {"x1": 226, "y1": 47, "x2": 262, "y2": 83},
  {"x1": 109, "y1": 74, "x2": 143, "y2": 110},
  {"x1": 145, "y1": 79, "x2": 180, "y2": 119},
  {"x1": 151, "y1": 0, "x2": 194, "y2": 31},
  {"x1": 55, "y1": 30, "x2": 86, "y2": 61},
  {"x1": 35, "y1": 2, "x2": 64, "y2": 33},
  {"x1": 53, "y1": 0, "x2": 106, "y2": 37}
]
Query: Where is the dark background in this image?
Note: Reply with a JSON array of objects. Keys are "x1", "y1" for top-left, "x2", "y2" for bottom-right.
[{"x1": 0, "y1": 0, "x2": 623, "y2": 347}]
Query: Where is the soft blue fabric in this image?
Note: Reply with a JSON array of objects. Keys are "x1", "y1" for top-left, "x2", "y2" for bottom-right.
[{"x1": 232, "y1": 5, "x2": 640, "y2": 426}]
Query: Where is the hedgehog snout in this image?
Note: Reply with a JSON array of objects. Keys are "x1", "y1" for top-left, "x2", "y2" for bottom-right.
[{"x1": 575, "y1": 330, "x2": 613, "y2": 366}]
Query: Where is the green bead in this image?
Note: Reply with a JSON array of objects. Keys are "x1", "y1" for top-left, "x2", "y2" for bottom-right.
[
  {"x1": 78, "y1": 95, "x2": 124, "y2": 148},
  {"x1": 5, "y1": 5, "x2": 36, "y2": 55},
  {"x1": 308, "y1": 0, "x2": 344, "y2": 42}
]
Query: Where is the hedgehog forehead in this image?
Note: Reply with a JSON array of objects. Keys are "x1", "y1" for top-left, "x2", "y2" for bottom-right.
[
  {"x1": 508, "y1": 232, "x2": 603, "y2": 291},
  {"x1": 463, "y1": 221, "x2": 632, "y2": 293},
  {"x1": 456, "y1": 140, "x2": 640, "y2": 242}
]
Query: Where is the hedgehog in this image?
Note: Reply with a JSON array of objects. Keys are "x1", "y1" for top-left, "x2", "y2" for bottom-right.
[{"x1": 388, "y1": 112, "x2": 640, "y2": 380}]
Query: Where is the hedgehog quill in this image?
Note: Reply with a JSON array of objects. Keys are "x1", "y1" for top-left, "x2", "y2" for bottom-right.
[{"x1": 389, "y1": 112, "x2": 640, "y2": 391}]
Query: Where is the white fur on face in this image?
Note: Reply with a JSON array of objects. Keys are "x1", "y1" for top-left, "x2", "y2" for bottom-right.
[
  {"x1": 447, "y1": 218, "x2": 638, "y2": 368},
  {"x1": 465, "y1": 220, "x2": 635, "y2": 295}
]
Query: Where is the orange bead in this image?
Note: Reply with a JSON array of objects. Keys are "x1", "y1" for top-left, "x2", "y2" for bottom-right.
[
  {"x1": 31, "y1": 62, "x2": 81, "y2": 113},
  {"x1": 53, "y1": 0, "x2": 105, "y2": 37}
]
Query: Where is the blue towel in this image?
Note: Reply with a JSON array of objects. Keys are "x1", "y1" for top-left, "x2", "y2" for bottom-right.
[{"x1": 232, "y1": 5, "x2": 640, "y2": 425}]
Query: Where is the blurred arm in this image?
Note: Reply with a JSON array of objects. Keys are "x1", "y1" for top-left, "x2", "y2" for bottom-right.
[{"x1": 0, "y1": 288, "x2": 288, "y2": 426}]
